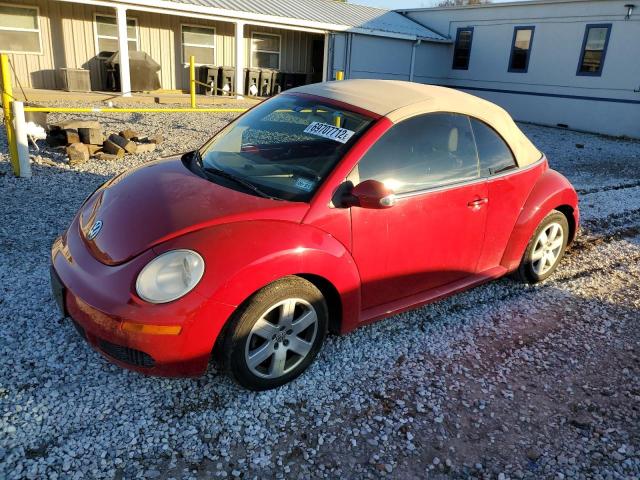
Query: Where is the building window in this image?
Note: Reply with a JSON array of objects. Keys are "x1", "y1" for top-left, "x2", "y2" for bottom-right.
[
  {"x1": 251, "y1": 32, "x2": 281, "y2": 69},
  {"x1": 577, "y1": 24, "x2": 611, "y2": 76},
  {"x1": 508, "y1": 26, "x2": 534, "y2": 73},
  {"x1": 452, "y1": 28, "x2": 473, "y2": 70},
  {"x1": 182, "y1": 25, "x2": 216, "y2": 66},
  {"x1": 95, "y1": 14, "x2": 138, "y2": 58},
  {"x1": 0, "y1": 5, "x2": 41, "y2": 54}
]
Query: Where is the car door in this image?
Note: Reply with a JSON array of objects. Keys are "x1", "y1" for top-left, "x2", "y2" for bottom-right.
[
  {"x1": 469, "y1": 118, "x2": 544, "y2": 272},
  {"x1": 349, "y1": 113, "x2": 488, "y2": 310}
]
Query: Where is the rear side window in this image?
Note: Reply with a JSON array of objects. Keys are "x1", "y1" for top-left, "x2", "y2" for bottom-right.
[
  {"x1": 471, "y1": 119, "x2": 517, "y2": 176},
  {"x1": 354, "y1": 113, "x2": 479, "y2": 194}
]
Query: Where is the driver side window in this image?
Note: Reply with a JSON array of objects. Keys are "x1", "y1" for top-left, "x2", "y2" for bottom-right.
[{"x1": 351, "y1": 113, "x2": 479, "y2": 194}]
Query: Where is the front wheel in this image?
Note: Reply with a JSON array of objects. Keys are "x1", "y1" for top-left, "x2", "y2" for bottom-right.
[
  {"x1": 514, "y1": 211, "x2": 569, "y2": 284},
  {"x1": 222, "y1": 277, "x2": 328, "y2": 391}
]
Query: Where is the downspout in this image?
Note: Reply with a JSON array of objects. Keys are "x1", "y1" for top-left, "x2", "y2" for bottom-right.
[
  {"x1": 409, "y1": 39, "x2": 422, "y2": 82},
  {"x1": 345, "y1": 33, "x2": 353, "y2": 79}
]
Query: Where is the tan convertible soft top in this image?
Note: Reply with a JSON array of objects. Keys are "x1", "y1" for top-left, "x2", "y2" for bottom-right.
[{"x1": 289, "y1": 80, "x2": 542, "y2": 168}]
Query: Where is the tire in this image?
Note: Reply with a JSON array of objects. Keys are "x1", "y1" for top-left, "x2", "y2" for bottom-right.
[
  {"x1": 514, "y1": 210, "x2": 569, "y2": 284},
  {"x1": 222, "y1": 276, "x2": 328, "y2": 391}
]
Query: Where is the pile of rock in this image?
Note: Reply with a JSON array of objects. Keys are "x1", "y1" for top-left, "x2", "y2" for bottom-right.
[{"x1": 46, "y1": 120, "x2": 163, "y2": 166}]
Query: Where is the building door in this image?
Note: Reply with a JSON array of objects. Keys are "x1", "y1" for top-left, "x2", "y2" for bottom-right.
[{"x1": 311, "y1": 38, "x2": 325, "y2": 83}]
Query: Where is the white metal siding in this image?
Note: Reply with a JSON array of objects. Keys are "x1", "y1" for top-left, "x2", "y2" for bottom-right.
[
  {"x1": 405, "y1": 0, "x2": 640, "y2": 137},
  {"x1": 348, "y1": 35, "x2": 413, "y2": 81},
  {"x1": 244, "y1": 25, "x2": 320, "y2": 74}
]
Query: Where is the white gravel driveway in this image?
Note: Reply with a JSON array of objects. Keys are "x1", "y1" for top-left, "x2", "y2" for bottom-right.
[{"x1": 1, "y1": 105, "x2": 639, "y2": 479}]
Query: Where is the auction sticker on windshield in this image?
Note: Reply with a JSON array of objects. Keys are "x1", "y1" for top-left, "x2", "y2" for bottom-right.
[
  {"x1": 294, "y1": 177, "x2": 316, "y2": 192},
  {"x1": 304, "y1": 122, "x2": 355, "y2": 144}
]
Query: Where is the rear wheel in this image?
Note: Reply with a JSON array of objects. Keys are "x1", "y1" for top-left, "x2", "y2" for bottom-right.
[
  {"x1": 514, "y1": 211, "x2": 569, "y2": 284},
  {"x1": 222, "y1": 277, "x2": 328, "y2": 391}
]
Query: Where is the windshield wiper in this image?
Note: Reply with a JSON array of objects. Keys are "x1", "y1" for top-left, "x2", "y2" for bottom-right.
[{"x1": 202, "y1": 166, "x2": 279, "y2": 200}]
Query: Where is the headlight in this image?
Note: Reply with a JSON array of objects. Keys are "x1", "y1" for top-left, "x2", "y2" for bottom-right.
[{"x1": 136, "y1": 250, "x2": 205, "y2": 303}]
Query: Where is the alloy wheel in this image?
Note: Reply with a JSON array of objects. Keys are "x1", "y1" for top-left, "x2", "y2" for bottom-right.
[
  {"x1": 244, "y1": 298, "x2": 318, "y2": 379},
  {"x1": 531, "y1": 222, "x2": 564, "y2": 276}
]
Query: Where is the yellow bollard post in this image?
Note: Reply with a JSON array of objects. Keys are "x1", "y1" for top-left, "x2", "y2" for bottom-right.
[
  {"x1": 1, "y1": 53, "x2": 20, "y2": 176},
  {"x1": 190, "y1": 55, "x2": 196, "y2": 109},
  {"x1": 335, "y1": 70, "x2": 344, "y2": 81}
]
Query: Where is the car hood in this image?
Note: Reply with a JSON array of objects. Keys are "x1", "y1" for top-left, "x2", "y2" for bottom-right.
[{"x1": 78, "y1": 156, "x2": 309, "y2": 265}]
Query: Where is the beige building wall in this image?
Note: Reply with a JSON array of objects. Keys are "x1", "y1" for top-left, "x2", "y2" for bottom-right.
[
  {"x1": 3, "y1": 0, "x2": 321, "y2": 92},
  {"x1": 244, "y1": 25, "x2": 318, "y2": 74}
]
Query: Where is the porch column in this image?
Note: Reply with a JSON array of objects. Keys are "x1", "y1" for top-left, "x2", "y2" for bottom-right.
[
  {"x1": 322, "y1": 33, "x2": 330, "y2": 82},
  {"x1": 235, "y1": 21, "x2": 245, "y2": 99},
  {"x1": 116, "y1": 6, "x2": 132, "y2": 97}
]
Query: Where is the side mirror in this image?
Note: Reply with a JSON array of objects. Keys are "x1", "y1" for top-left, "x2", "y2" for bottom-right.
[{"x1": 345, "y1": 179, "x2": 396, "y2": 209}]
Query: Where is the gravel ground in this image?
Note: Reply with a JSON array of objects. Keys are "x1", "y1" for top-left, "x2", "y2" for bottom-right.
[{"x1": 1, "y1": 104, "x2": 639, "y2": 480}]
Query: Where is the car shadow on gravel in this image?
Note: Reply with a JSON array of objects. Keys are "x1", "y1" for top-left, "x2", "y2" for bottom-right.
[{"x1": 141, "y1": 272, "x2": 640, "y2": 479}]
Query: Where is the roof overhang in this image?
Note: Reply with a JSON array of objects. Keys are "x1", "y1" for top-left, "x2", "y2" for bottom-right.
[
  {"x1": 53, "y1": 0, "x2": 450, "y2": 42},
  {"x1": 397, "y1": 0, "x2": 594, "y2": 13}
]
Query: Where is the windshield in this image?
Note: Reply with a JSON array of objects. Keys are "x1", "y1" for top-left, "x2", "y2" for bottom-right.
[{"x1": 199, "y1": 94, "x2": 375, "y2": 201}]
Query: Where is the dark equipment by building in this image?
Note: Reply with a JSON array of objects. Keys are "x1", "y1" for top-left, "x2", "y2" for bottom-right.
[
  {"x1": 244, "y1": 68, "x2": 261, "y2": 96},
  {"x1": 105, "y1": 51, "x2": 161, "y2": 92},
  {"x1": 219, "y1": 67, "x2": 236, "y2": 96},
  {"x1": 197, "y1": 66, "x2": 219, "y2": 96},
  {"x1": 271, "y1": 70, "x2": 284, "y2": 95},
  {"x1": 281, "y1": 73, "x2": 307, "y2": 91},
  {"x1": 259, "y1": 69, "x2": 274, "y2": 97}
]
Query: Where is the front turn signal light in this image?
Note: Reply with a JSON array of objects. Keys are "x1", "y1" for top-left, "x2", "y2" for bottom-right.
[{"x1": 121, "y1": 322, "x2": 182, "y2": 335}]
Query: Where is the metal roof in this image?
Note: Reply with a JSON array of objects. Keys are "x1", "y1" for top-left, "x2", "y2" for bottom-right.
[{"x1": 165, "y1": 0, "x2": 448, "y2": 41}]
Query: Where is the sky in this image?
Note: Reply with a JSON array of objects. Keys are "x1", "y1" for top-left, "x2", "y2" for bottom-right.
[{"x1": 350, "y1": 0, "x2": 525, "y2": 8}]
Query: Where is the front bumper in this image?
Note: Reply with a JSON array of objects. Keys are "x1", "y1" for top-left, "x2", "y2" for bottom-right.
[{"x1": 50, "y1": 221, "x2": 235, "y2": 377}]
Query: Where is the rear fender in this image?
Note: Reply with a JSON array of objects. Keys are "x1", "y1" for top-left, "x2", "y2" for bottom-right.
[{"x1": 501, "y1": 169, "x2": 579, "y2": 271}]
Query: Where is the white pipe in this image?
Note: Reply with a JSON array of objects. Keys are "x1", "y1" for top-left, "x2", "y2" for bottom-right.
[
  {"x1": 116, "y1": 6, "x2": 132, "y2": 97},
  {"x1": 235, "y1": 21, "x2": 245, "y2": 99},
  {"x1": 12, "y1": 101, "x2": 31, "y2": 178},
  {"x1": 409, "y1": 39, "x2": 422, "y2": 82}
]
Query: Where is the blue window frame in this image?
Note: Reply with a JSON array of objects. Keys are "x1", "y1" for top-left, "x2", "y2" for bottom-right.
[
  {"x1": 508, "y1": 26, "x2": 535, "y2": 73},
  {"x1": 577, "y1": 24, "x2": 612, "y2": 76},
  {"x1": 452, "y1": 27, "x2": 474, "y2": 70}
]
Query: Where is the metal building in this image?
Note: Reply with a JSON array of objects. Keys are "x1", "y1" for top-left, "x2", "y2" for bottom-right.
[
  {"x1": 1, "y1": 0, "x2": 446, "y2": 97},
  {"x1": 402, "y1": 0, "x2": 640, "y2": 138},
  {"x1": 2, "y1": 0, "x2": 638, "y2": 138}
]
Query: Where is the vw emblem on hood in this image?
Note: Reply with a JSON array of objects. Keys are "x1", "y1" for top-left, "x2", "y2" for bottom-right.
[{"x1": 87, "y1": 220, "x2": 103, "y2": 240}]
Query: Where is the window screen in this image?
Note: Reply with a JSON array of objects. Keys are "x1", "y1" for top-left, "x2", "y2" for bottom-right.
[
  {"x1": 354, "y1": 113, "x2": 480, "y2": 194},
  {"x1": 0, "y1": 5, "x2": 41, "y2": 54},
  {"x1": 471, "y1": 119, "x2": 517, "y2": 176},
  {"x1": 95, "y1": 15, "x2": 138, "y2": 57},
  {"x1": 509, "y1": 27, "x2": 534, "y2": 73},
  {"x1": 182, "y1": 25, "x2": 216, "y2": 65},
  {"x1": 251, "y1": 33, "x2": 281, "y2": 69},
  {"x1": 452, "y1": 28, "x2": 473, "y2": 70},
  {"x1": 577, "y1": 24, "x2": 611, "y2": 76}
]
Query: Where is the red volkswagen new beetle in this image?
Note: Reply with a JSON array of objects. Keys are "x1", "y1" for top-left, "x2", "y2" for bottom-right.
[{"x1": 51, "y1": 80, "x2": 579, "y2": 390}]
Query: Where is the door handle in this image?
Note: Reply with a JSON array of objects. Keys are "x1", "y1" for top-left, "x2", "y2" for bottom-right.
[{"x1": 467, "y1": 197, "x2": 488, "y2": 209}]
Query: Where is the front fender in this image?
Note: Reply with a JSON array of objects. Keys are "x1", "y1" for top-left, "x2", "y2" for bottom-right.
[
  {"x1": 501, "y1": 169, "x2": 579, "y2": 271},
  {"x1": 155, "y1": 220, "x2": 362, "y2": 336}
]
